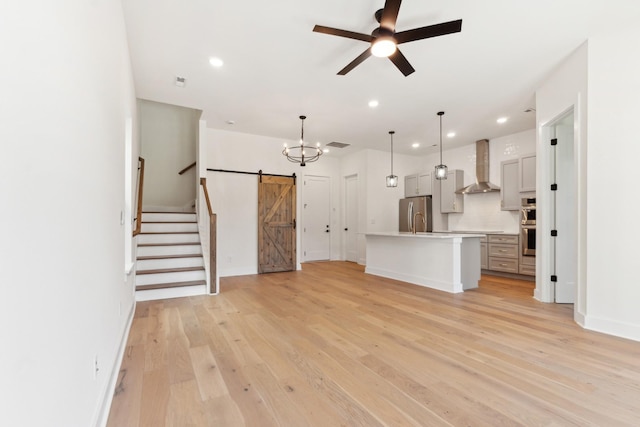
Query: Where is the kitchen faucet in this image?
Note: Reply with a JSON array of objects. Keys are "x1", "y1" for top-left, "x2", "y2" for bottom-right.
[{"x1": 412, "y1": 211, "x2": 425, "y2": 234}]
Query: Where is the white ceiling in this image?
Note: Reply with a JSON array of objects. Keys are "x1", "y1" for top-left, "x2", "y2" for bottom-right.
[{"x1": 122, "y1": 0, "x2": 639, "y2": 157}]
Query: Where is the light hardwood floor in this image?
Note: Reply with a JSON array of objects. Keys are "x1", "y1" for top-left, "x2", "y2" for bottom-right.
[{"x1": 107, "y1": 262, "x2": 640, "y2": 426}]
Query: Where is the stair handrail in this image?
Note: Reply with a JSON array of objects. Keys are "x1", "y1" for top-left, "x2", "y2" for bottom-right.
[
  {"x1": 179, "y1": 161, "x2": 196, "y2": 175},
  {"x1": 200, "y1": 178, "x2": 217, "y2": 294},
  {"x1": 133, "y1": 157, "x2": 145, "y2": 236}
]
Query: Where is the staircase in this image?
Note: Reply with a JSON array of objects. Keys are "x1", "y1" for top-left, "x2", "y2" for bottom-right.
[{"x1": 135, "y1": 211, "x2": 208, "y2": 301}]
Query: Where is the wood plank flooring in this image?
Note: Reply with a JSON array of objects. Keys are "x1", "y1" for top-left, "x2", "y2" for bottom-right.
[{"x1": 107, "y1": 262, "x2": 640, "y2": 426}]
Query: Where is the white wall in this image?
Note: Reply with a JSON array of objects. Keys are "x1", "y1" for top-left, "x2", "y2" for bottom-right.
[
  {"x1": 536, "y1": 26, "x2": 640, "y2": 342},
  {"x1": 140, "y1": 100, "x2": 199, "y2": 209},
  {"x1": 205, "y1": 128, "x2": 341, "y2": 277},
  {"x1": 420, "y1": 130, "x2": 536, "y2": 233},
  {"x1": 340, "y1": 149, "x2": 422, "y2": 264},
  {"x1": 584, "y1": 27, "x2": 640, "y2": 341},
  {"x1": 0, "y1": 1, "x2": 138, "y2": 426}
]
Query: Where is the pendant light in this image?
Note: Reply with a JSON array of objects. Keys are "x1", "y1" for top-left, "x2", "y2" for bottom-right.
[
  {"x1": 434, "y1": 111, "x2": 448, "y2": 180},
  {"x1": 386, "y1": 130, "x2": 398, "y2": 187},
  {"x1": 282, "y1": 115, "x2": 323, "y2": 167}
]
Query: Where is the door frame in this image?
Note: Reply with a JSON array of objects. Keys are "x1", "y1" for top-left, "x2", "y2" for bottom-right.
[
  {"x1": 537, "y1": 105, "x2": 584, "y2": 313},
  {"x1": 343, "y1": 174, "x2": 359, "y2": 263}
]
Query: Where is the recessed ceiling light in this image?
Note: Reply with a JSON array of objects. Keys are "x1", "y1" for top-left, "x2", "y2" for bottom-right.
[
  {"x1": 368, "y1": 100, "x2": 379, "y2": 108},
  {"x1": 412, "y1": 143, "x2": 420, "y2": 148},
  {"x1": 497, "y1": 117, "x2": 508, "y2": 124},
  {"x1": 447, "y1": 132, "x2": 456, "y2": 138},
  {"x1": 209, "y1": 57, "x2": 224, "y2": 67}
]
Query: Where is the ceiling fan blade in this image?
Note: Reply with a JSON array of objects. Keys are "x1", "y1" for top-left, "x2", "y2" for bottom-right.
[
  {"x1": 337, "y1": 48, "x2": 372, "y2": 75},
  {"x1": 313, "y1": 25, "x2": 374, "y2": 43},
  {"x1": 395, "y1": 19, "x2": 463, "y2": 44},
  {"x1": 380, "y1": 0, "x2": 402, "y2": 31},
  {"x1": 388, "y1": 48, "x2": 415, "y2": 76}
]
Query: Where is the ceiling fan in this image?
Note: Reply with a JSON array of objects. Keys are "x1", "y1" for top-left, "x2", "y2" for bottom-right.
[{"x1": 313, "y1": 0, "x2": 462, "y2": 76}]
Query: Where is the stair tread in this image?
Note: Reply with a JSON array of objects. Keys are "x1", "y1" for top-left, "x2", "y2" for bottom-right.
[
  {"x1": 142, "y1": 221, "x2": 197, "y2": 224},
  {"x1": 137, "y1": 254, "x2": 203, "y2": 260},
  {"x1": 137, "y1": 266, "x2": 205, "y2": 275},
  {"x1": 138, "y1": 242, "x2": 200, "y2": 247},
  {"x1": 136, "y1": 280, "x2": 206, "y2": 291},
  {"x1": 139, "y1": 231, "x2": 199, "y2": 235},
  {"x1": 143, "y1": 211, "x2": 196, "y2": 214}
]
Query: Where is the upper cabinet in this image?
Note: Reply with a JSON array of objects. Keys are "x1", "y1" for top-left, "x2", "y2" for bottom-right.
[
  {"x1": 519, "y1": 154, "x2": 536, "y2": 192},
  {"x1": 404, "y1": 172, "x2": 432, "y2": 197},
  {"x1": 501, "y1": 154, "x2": 536, "y2": 210},
  {"x1": 500, "y1": 159, "x2": 520, "y2": 211},
  {"x1": 440, "y1": 169, "x2": 464, "y2": 213}
]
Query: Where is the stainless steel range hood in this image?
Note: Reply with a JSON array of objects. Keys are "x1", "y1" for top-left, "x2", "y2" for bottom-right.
[{"x1": 456, "y1": 139, "x2": 500, "y2": 194}]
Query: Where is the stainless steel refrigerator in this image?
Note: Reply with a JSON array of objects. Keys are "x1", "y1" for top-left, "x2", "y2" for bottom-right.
[{"x1": 399, "y1": 196, "x2": 433, "y2": 232}]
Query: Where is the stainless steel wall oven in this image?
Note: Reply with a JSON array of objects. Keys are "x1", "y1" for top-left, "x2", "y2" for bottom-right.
[{"x1": 521, "y1": 198, "x2": 536, "y2": 256}]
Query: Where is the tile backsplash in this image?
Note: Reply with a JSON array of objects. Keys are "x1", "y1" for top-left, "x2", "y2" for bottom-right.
[{"x1": 447, "y1": 191, "x2": 520, "y2": 233}]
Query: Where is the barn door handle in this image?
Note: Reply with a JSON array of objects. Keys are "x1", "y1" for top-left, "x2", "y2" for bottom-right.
[{"x1": 292, "y1": 219, "x2": 296, "y2": 229}]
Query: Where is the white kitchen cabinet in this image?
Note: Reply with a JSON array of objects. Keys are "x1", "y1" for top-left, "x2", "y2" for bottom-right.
[
  {"x1": 487, "y1": 234, "x2": 519, "y2": 274},
  {"x1": 404, "y1": 172, "x2": 432, "y2": 197},
  {"x1": 404, "y1": 174, "x2": 418, "y2": 197},
  {"x1": 418, "y1": 172, "x2": 432, "y2": 196},
  {"x1": 519, "y1": 154, "x2": 536, "y2": 192},
  {"x1": 500, "y1": 159, "x2": 520, "y2": 211},
  {"x1": 440, "y1": 169, "x2": 464, "y2": 213}
]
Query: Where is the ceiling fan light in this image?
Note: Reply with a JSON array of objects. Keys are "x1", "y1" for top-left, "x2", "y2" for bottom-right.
[{"x1": 371, "y1": 38, "x2": 396, "y2": 57}]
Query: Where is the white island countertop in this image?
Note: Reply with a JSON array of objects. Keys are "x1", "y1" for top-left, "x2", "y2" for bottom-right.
[
  {"x1": 366, "y1": 231, "x2": 486, "y2": 239},
  {"x1": 365, "y1": 232, "x2": 483, "y2": 293}
]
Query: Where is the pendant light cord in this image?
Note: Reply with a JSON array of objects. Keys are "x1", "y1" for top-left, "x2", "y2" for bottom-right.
[
  {"x1": 389, "y1": 130, "x2": 394, "y2": 176},
  {"x1": 439, "y1": 112, "x2": 443, "y2": 164}
]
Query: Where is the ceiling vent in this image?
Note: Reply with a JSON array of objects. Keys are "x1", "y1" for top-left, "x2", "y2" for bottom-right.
[{"x1": 326, "y1": 141, "x2": 350, "y2": 148}]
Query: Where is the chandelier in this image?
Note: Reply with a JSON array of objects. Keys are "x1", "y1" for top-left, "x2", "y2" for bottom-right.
[{"x1": 283, "y1": 115, "x2": 323, "y2": 167}]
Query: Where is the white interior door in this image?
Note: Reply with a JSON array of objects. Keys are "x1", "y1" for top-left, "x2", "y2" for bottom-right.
[
  {"x1": 345, "y1": 175, "x2": 358, "y2": 262},
  {"x1": 302, "y1": 175, "x2": 331, "y2": 261},
  {"x1": 554, "y1": 114, "x2": 576, "y2": 303}
]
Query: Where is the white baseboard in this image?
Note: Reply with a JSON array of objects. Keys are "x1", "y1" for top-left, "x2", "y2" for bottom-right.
[
  {"x1": 93, "y1": 300, "x2": 135, "y2": 427},
  {"x1": 583, "y1": 314, "x2": 640, "y2": 343}
]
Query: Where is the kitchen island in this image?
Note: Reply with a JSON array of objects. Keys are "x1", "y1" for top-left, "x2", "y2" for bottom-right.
[{"x1": 365, "y1": 232, "x2": 483, "y2": 293}]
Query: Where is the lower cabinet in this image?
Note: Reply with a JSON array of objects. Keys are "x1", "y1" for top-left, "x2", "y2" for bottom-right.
[
  {"x1": 480, "y1": 237, "x2": 488, "y2": 269},
  {"x1": 485, "y1": 234, "x2": 519, "y2": 274},
  {"x1": 519, "y1": 254, "x2": 535, "y2": 276}
]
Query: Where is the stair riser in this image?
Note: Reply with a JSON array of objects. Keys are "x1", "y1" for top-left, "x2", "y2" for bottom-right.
[
  {"x1": 137, "y1": 233, "x2": 200, "y2": 244},
  {"x1": 137, "y1": 257, "x2": 204, "y2": 270},
  {"x1": 143, "y1": 213, "x2": 196, "y2": 223},
  {"x1": 135, "y1": 284, "x2": 207, "y2": 301},
  {"x1": 136, "y1": 270, "x2": 206, "y2": 286},
  {"x1": 141, "y1": 223, "x2": 198, "y2": 233},
  {"x1": 137, "y1": 245, "x2": 202, "y2": 257}
]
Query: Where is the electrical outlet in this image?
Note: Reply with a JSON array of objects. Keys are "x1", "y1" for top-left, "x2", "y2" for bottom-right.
[{"x1": 94, "y1": 355, "x2": 99, "y2": 379}]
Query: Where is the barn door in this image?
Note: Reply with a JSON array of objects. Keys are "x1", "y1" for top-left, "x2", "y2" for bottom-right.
[{"x1": 258, "y1": 175, "x2": 296, "y2": 273}]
